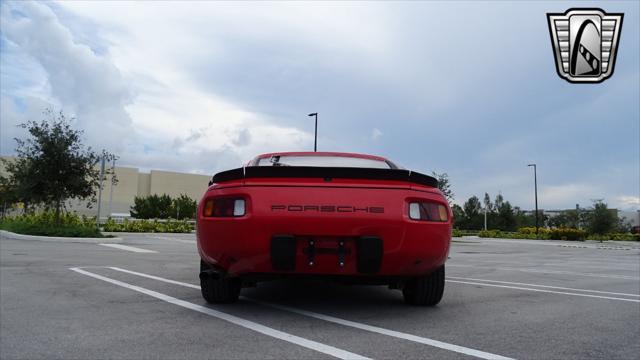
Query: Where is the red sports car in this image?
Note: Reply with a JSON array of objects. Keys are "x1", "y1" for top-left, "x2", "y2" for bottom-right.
[{"x1": 197, "y1": 152, "x2": 451, "y2": 305}]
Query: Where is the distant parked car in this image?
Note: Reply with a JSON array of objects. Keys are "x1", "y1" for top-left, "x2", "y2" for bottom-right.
[
  {"x1": 631, "y1": 226, "x2": 640, "y2": 234},
  {"x1": 197, "y1": 152, "x2": 451, "y2": 305}
]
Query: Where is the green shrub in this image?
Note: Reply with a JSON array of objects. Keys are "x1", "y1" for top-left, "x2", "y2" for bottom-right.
[
  {"x1": 452, "y1": 229, "x2": 478, "y2": 237},
  {"x1": 548, "y1": 227, "x2": 587, "y2": 241},
  {"x1": 478, "y1": 229, "x2": 524, "y2": 238},
  {"x1": 0, "y1": 211, "x2": 103, "y2": 237},
  {"x1": 130, "y1": 194, "x2": 197, "y2": 220},
  {"x1": 103, "y1": 218, "x2": 193, "y2": 233},
  {"x1": 586, "y1": 233, "x2": 639, "y2": 241},
  {"x1": 478, "y1": 229, "x2": 499, "y2": 238},
  {"x1": 517, "y1": 227, "x2": 550, "y2": 235},
  {"x1": 479, "y1": 228, "x2": 551, "y2": 239}
]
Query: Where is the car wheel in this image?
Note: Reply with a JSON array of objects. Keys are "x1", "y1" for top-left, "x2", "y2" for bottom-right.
[
  {"x1": 402, "y1": 265, "x2": 445, "y2": 306},
  {"x1": 200, "y1": 260, "x2": 241, "y2": 304}
]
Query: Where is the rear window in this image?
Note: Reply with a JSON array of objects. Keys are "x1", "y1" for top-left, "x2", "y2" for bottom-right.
[{"x1": 256, "y1": 155, "x2": 391, "y2": 169}]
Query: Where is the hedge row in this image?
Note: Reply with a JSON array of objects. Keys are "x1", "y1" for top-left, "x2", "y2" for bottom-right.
[
  {"x1": 102, "y1": 218, "x2": 193, "y2": 233},
  {"x1": 0, "y1": 212, "x2": 104, "y2": 238},
  {"x1": 472, "y1": 227, "x2": 638, "y2": 241}
]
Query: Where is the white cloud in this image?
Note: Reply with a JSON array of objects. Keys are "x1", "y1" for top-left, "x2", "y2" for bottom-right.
[
  {"x1": 0, "y1": 1, "x2": 316, "y2": 175},
  {"x1": 539, "y1": 183, "x2": 600, "y2": 209},
  {"x1": 614, "y1": 196, "x2": 640, "y2": 210},
  {"x1": 1, "y1": 1, "x2": 134, "y2": 153}
]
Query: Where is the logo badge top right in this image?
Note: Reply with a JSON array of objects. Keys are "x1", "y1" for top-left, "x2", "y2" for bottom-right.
[{"x1": 547, "y1": 8, "x2": 623, "y2": 83}]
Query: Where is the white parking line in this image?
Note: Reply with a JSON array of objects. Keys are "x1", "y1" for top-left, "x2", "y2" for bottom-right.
[
  {"x1": 448, "y1": 277, "x2": 640, "y2": 297},
  {"x1": 70, "y1": 267, "x2": 369, "y2": 360},
  {"x1": 453, "y1": 259, "x2": 639, "y2": 272},
  {"x1": 111, "y1": 267, "x2": 200, "y2": 288},
  {"x1": 98, "y1": 244, "x2": 157, "y2": 253},
  {"x1": 448, "y1": 264, "x2": 640, "y2": 280},
  {"x1": 148, "y1": 235, "x2": 196, "y2": 244},
  {"x1": 446, "y1": 280, "x2": 640, "y2": 303},
  {"x1": 245, "y1": 298, "x2": 513, "y2": 360},
  {"x1": 108, "y1": 267, "x2": 513, "y2": 360}
]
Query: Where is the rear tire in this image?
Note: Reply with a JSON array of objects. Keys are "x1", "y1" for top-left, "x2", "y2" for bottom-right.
[
  {"x1": 200, "y1": 260, "x2": 241, "y2": 303},
  {"x1": 402, "y1": 265, "x2": 445, "y2": 306}
]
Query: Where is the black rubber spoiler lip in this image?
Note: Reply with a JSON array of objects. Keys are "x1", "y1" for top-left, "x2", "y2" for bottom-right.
[{"x1": 210, "y1": 166, "x2": 438, "y2": 188}]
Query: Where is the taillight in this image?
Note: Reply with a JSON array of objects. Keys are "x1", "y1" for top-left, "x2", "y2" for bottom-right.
[
  {"x1": 203, "y1": 198, "x2": 246, "y2": 217},
  {"x1": 408, "y1": 201, "x2": 448, "y2": 222}
]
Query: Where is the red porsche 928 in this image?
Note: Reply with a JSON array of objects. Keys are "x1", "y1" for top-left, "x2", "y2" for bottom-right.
[{"x1": 197, "y1": 152, "x2": 451, "y2": 305}]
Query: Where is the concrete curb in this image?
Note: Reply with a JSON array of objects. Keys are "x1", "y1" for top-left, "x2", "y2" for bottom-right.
[
  {"x1": 0, "y1": 230, "x2": 122, "y2": 244},
  {"x1": 102, "y1": 231, "x2": 195, "y2": 236}
]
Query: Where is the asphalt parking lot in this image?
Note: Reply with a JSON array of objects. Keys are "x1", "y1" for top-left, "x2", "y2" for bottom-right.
[{"x1": 1, "y1": 233, "x2": 638, "y2": 360}]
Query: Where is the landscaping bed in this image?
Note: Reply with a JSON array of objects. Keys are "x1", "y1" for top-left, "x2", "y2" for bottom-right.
[
  {"x1": 102, "y1": 218, "x2": 193, "y2": 233},
  {"x1": 0, "y1": 212, "x2": 105, "y2": 238},
  {"x1": 453, "y1": 226, "x2": 639, "y2": 241}
]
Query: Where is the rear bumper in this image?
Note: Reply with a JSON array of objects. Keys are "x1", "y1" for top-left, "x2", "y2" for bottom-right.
[{"x1": 197, "y1": 216, "x2": 450, "y2": 278}]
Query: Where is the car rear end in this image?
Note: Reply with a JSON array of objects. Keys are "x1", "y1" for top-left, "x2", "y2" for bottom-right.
[{"x1": 197, "y1": 152, "x2": 451, "y2": 305}]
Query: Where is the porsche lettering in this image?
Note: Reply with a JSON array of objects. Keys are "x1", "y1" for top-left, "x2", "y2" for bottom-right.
[{"x1": 271, "y1": 205, "x2": 384, "y2": 213}]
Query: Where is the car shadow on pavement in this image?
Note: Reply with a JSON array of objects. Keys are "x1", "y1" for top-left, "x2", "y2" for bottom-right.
[{"x1": 240, "y1": 278, "x2": 446, "y2": 316}]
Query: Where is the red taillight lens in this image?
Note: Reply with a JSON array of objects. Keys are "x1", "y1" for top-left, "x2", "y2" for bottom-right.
[
  {"x1": 409, "y1": 201, "x2": 448, "y2": 222},
  {"x1": 202, "y1": 198, "x2": 246, "y2": 217}
]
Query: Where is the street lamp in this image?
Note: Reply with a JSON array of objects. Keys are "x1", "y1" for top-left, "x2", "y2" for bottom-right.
[
  {"x1": 108, "y1": 157, "x2": 116, "y2": 217},
  {"x1": 96, "y1": 155, "x2": 106, "y2": 229},
  {"x1": 528, "y1": 163, "x2": 539, "y2": 237},
  {"x1": 308, "y1": 113, "x2": 318, "y2": 152}
]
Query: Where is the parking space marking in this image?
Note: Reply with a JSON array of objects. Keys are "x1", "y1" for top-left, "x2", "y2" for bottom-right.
[
  {"x1": 110, "y1": 267, "x2": 200, "y2": 288},
  {"x1": 448, "y1": 277, "x2": 640, "y2": 297},
  {"x1": 108, "y1": 267, "x2": 513, "y2": 360},
  {"x1": 98, "y1": 244, "x2": 157, "y2": 253},
  {"x1": 70, "y1": 267, "x2": 369, "y2": 360},
  {"x1": 244, "y1": 298, "x2": 514, "y2": 360},
  {"x1": 148, "y1": 235, "x2": 196, "y2": 244},
  {"x1": 452, "y1": 259, "x2": 639, "y2": 272},
  {"x1": 448, "y1": 264, "x2": 640, "y2": 280},
  {"x1": 446, "y1": 280, "x2": 640, "y2": 303}
]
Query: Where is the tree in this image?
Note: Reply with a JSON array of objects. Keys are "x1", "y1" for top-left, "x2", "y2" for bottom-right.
[
  {"x1": 130, "y1": 194, "x2": 173, "y2": 219},
  {"x1": 171, "y1": 194, "x2": 197, "y2": 220},
  {"x1": 514, "y1": 206, "x2": 533, "y2": 228},
  {"x1": 483, "y1": 193, "x2": 493, "y2": 212},
  {"x1": 548, "y1": 210, "x2": 581, "y2": 228},
  {"x1": 2, "y1": 109, "x2": 115, "y2": 223},
  {"x1": 585, "y1": 200, "x2": 617, "y2": 235},
  {"x1": 495, "y1": 200, "x2": 516, "y2": 231},
  {"x1": 451, "y1": 204, "x2": 466, "y2": 229},
  {"x1": 0, "y1": 175, "x2": 19, "y2": 217},
  {"x1": 462, "y1": 196, "x2": 483, "y2": 230},
  {"x1": 0, "y1": 162, "x2": 30, "y2": 215},
  {"x1": 493, "y1": 193, "x2": 504, "y2": 211},
  {"x1": 432, "y1": 172, "x2": 454, "y2": 204}
]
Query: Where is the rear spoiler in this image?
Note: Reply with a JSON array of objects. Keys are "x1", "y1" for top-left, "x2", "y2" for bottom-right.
[{"x1": 209, "y1": 166, "x2": 438, "y2": 188}]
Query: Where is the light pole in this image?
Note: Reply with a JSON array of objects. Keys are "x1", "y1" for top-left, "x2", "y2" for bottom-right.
[
  {"x1": 108, "y1": 157, "x2": 116, "y2": 217},
  {"x1": 308, "y1": 113, "x2": 318, "y2": 152},
  {"x1": 484, "y1": 206, "x2": 488, "y2": 231},
  {"x1": 528, "y1": 163, "x2": 539, "y2": 237},
  {"x1": 96, "y1": 155, "x2": 106, "y2": 229}
]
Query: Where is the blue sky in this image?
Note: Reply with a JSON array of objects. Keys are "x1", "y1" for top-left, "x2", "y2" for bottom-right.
[{"x1": 1, "y1": 1, "x2": 638, "y2": 211}]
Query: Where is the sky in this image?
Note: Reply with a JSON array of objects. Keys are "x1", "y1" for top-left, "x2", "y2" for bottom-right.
[{"x1": 0, "y1": 0, "x2": 638, "y2": 211}]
